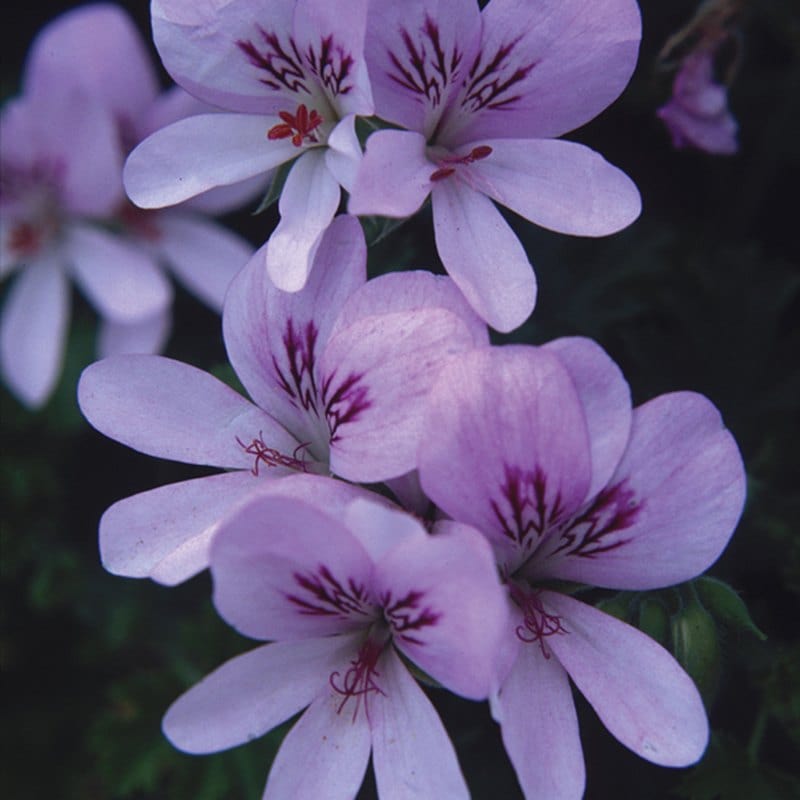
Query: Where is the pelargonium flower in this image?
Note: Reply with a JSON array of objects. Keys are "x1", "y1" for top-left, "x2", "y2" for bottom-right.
[
  {"x1": 417, "y1": 340, "x2": 746, "y2": 798},
  {"x1": 23, "y1": 3, "x2": 260, "y2": 355},
  {"x1": 163, "y1": 491, "x2": 509, "y2": 799},
  {"x1": 657, "y1": 50, "x2": 738, "y2": 155},
  {"x1": 124, "y1": 0, "x2": 374, "y2": 292},
  {"x1": 348, "y1": 0, "x2": 643, "y2": 332},
  {"x1": 78, "y1": 216, "x2": 486, "y2": 585}
]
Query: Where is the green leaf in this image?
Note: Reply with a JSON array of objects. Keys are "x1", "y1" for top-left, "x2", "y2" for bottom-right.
[
  {"x1": 671, "y1": 597, "x2": 721, "y2": 701},
  {"x1": 696, "y1": 576, "x2": 767, "y2": 640},
  {"x1": 638, "y1": 596, "x2": 670, "y2": 646}
]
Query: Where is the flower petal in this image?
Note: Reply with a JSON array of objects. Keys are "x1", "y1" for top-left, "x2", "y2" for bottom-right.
[
  {"x1": 155, "y1": 212, "x2": 253, "y2": 311},
  {"x1": 470, "y1": 138, "x2": 641, "y2": 236},
  {"x1": 491, "y1": 626, "x2": 585, "y2": 800},
  {"x1": 97, "y1": 309, "x2": 171, "y2": 358},
  {"x1": 0, "y1": 252, "x2": 69, "y2": 408},
  {"x1": 325, "y1": 115, "x2": 363, "y2": 193},
  {"x1": 546, "y1": 392, "x2": 746, "y2": 590},
  {"x1": 124, "y1": 113, "x2": 296, "y2": 208},
  {"x1": 432, "y1": 180, "x2": 536, "y2": 332},
  {"x1": 264, "y1": 686, "x2": 372, "y2": 800},
  {"x1": 164, "y1": 636, "x2": 359, "y2": 754},
  {"x1": 78, "y1": 354, "x2": 297, "y2": 469},
  {"x1": 344, "y1": 498, "x2": 422, "y2": 564},
  {"x1": 371, "y1": 649, "x2": 470, "y2": 800},
  {"x1": 266, "y1": 149, "x2": 342, "y2": 292},
  {"x1": 348, "y1": 130, "x2": 432, "y2": 218},
  {"x1": 65, "y1": 224, "x2": 172, "y2": 322},
  {"x1": 211, "y1": 489, "x2": 378, "y2": 640},
  {"x1": 545, "y1": 591, "x2": 709, "y2": 767}
]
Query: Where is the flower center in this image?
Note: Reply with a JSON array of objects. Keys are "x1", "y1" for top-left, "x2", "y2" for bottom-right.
[
  {"x1": 268, "y1": 103, "x2": 324, "y2": 147},
  {"x1": 508, "y1": 584, "x2": 566, "y2": 657},
  {"x1": 329, "y1": 636, "x2": 388, "y2": 721},
  {"x1": 429, "y1": 145, "x2": 492, "y2": 182},
  {"x1": 236, "y1": 432, "x2": 311, "y2": 475}
]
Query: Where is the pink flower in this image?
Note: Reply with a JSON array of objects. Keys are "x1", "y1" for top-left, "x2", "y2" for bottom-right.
[
  {"x1": 163, "y1": 490, "x2": 509, "y2": 799},
  {"x1": 78, "y1": 216, "x2": 486, "y2": 585},
  {"x1": 417, "y1": 340, "x2": 747, "y2": 798},
  {"x1": 657, "y1": 51, "x2": 738, "y2": 155},
  {"x1": 124, "y1": 0, "x2": 374, "y2": 292},
  {"x1": 349, "y1": 0, "x2": 643, "y2": 332}
]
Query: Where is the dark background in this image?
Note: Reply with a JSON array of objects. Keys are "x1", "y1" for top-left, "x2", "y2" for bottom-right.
[{"x1": 2, "y1": 1, "x2": 799, "y2": 798}]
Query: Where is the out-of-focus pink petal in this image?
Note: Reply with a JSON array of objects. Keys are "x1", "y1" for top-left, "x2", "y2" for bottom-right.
[
  {"x1": 99, "y1": 471, "x2": 263, "y2": 584},
  {"x1": 97, "y1": 308, "x2": 171, "y2": 358},
  {"x1": 365, "y1": 0, "x2": 482, "y2": 138},
  {"x1": 0, "y1": 252, "x2": 69, "y2": 408},
  {"x1": 546, "y1": 392, "x2": 746, "y2": 590},
  {"x1": 491, "y1": 626, "x2": 585, "y2": 800},
  {"x1": 371, "y1": 649, "x2": 470, "y2": 799},
  {"x1": 444, "y1": 0, "x2": 641, "y2": 144},
  {"x1": 376, "y1": 521, "x2": 508, "y2": 699},
  {"x1": 124, "y1": 114, "x2": 296, "y2": 208},
  {"x1": 264, "y1": 688, "x2": 372, "y2": 800},
  {"x1": 266, "y1": 149, "x2": 341, "y2": 292},
  {"x1": 64, "y1": 224, "x2": 172, "y2": 322},
  {"x1": 470, "y1": 138, "x2": 641, "y2": 236},
  {"x1": 24, "y1": 4, "x2": 159, "y2": 121},
  {"x1": 348, "y1": 130, "x2": 432, "y2": 218},
  {"x1": 541, "y1": 337, "x2": 632, "y2": 499},
  {"x1": 211, "y1": 491, "x2": 377, "y2": 640},
  {"x1": 431, "y1": 181, "x2": 536, "y2": 332},
  {"x1": 78, "y1": 354, "x2": 297, "y2": 469},
  {"x1": 164, "y1": 636, "x2": 359, "y2": 753},
  {"x1": 322, "y1": 307, "x2": 477, "y2": 482},
  {"x1": 155, "y1": 212, "x2": 253, "y2": 311},
  {"x1": 545, "y1": 592, "x2": 709, "y2": 767}
]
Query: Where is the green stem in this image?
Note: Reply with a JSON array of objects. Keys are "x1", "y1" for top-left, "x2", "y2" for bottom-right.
[{"x1": 746, "y1": 702, "x2": 769, "y2": 765}]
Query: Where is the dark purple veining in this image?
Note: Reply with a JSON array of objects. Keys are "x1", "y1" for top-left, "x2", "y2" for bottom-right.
[
  {"x1": 461, "y1": 37, "x2": 538, "y2": 113},
  {"x1": 286, "y1": 564, "x2": 373, "y2": 619},
  {"x1": 272, "y1": 318, "x2": 320, "y2": 414},
  {"x1": 305, "y1": 35, "x2": 354, "y2": 97},
  {"x1": 381, "y1": 589, "x2": 440, "y2": 646},
  {"x1": 237, "y1": 28, "x2": 311, "y2": 94},
  {"x1": 320, "y1": 370, "x2": 371, "y2": 443}
]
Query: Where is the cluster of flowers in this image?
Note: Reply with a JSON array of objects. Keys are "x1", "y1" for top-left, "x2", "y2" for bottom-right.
[{"x1": 4, "y1": 1, "x2": 747, "y2": 798}]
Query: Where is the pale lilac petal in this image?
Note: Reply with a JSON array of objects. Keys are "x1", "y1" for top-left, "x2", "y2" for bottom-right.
[
  {"x1": 545, "y1": 592, "x2": 709, "y2": 766},
  {"x1": 322, "y1": 307, "x2": 477, "y2": 482},
  {"x1": 266, "y1": 149, "x2": 342, "y2": 292},
  {"x1": 0, "y1": 252, "x2": 69, "y2": 408},
  {"x1": 541, "y1": 337, "x2": 632, "y2": 499},
  {"x1": 383, "y1": 470, "x2": 431, "y2": 517},
  {"x1": 223, "y1": 215, "x2": 366, "y2": 439},
  {"x1": 211, "y1": 491, "x2": 377, "y2": 640},
  {"x1": 65, "y1": 224, "x2": 172, "y2": 322},
  {"x1": 348, "y1": 130, "x2": 432, "y2": 217},
  {"x1": 432, "y1": 181, "x2": 536, "y2": 332},
  {"x1": 182, "y1": 172, "x2": 271, "y2": 215},
  {"x1": 344, "y1": 498, "x2": 422, "y2": 564},
  {"x1": 155, "y1": 212, "x2": 253, "y2": 311},
  {"x1": 77, "y1": 354, "x2": 297, "y2": 469},
  {"x1": 444, "y1": 0, "x2": 641, "y2": 144},
  {"x1": 365, "y1": 0, "x2": 482, "y2": 137},
  {"x1": 164, "y1": 636, "x2": 359, "y2": 754},
  {"x1": 418, "y1": 347, "x2": 593, "y2": 570},
  {"x1": 264, "y1": 688, "x2": 372, "y2": 800},
  {"x1": 99, "y1": 471, "x2": 262, "y2": 584},
  {"x1": 491, "y1": 626, "x2": 585, "y2": 800},
  {"x1": 24, "y1": 4, "x2": 159, "y2": 120},
  {"x1": 371, "y1": 650, "x2": 469, "y2": 800},
  {"x1": 325, "y1": 115, "x2": 363, "y2": 193},
  {"x1": 97, "y1": 308, "x2": 171, "y2": 358},
  {"x1": 123, "y1": 114, "x2": 297, "y2": 208},
  {"x1": 470, "y1": 138, "x2": 641, "y2": 236},
  {"x1": 375, "y1": 521, "x2": 508, "y2": 699},
  {"x1": 546, "y1": 392, "x2": 746, "y2": 590}
]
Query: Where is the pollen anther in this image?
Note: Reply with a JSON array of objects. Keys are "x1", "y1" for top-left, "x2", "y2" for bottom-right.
[{"x1": 267, "y1": 103, "x2": 323, "y2": 147}]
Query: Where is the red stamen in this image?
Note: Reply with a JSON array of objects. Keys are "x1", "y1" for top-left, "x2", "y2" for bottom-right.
[
  {"x1": 267, "y1": 103, "x2": 323, "y2": 147},
  {"x1": 329, "y1": 639, "x2": 386, "y2": 722},
  {"x1": 8, "y1": 222, "x2": 42, "y2": 256},
  {"x1": 428, "y1": 145, "x2": 493, "y2": 182},
  {"x1": 509, "y1": 585, "x2": 566, "y2": 658},
  {"x1": 236, "y1": 432, "x2": 310, "y2": 475}
]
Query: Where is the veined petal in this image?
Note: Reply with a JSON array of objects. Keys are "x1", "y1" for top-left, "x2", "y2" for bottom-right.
[
  {"x1": 266, "y1": 149, "x2": 342, "y2": 292},
  {"x1": 371, "y1": 650, "x2": 470, "y2": 800},
  {"x1": 545, "y1": 392, "x2": 746, "y2": 590},
  {"x1": 164, "y1": 636, "x2": 359, "y2": 754},
  {"x1": 375, "y1": 521, "x2": 508, "y2": 699},
  {"x1": 124, "y1": 113, "x2": 297, "y2": 208},
  {"x1": 321, "y1": 307, "x2": 477, "y2": 483},
  {"x1": 264, "y1": 687, "x2": 372, "y2": 800},
  {"x1": 65, "y1": 224, "x2": 172, "y2": 322},
  {"x1": 211, "y1": 492, "x2": 378, "y2": 641},
  {"x1": 348, "y1": 130, "x2": 432, "y2": 218},
  {"x1": 491, "y1": 629, "x2": 585, "y2": 800},
  {"x1": 470, "y1": 138, "x2": 641, "y2": 236},
  {"x1": 431, "y1": 181, "x2": 536, "y2": 332},
  {"x1": 97, "y1": 309, "x2": 171, "y2": 358},
  {"x1": 78, "y1": 354, "x2": 297, "y2": 469},
  {"x1": 0, "y1": 252, "x2": 69, "y2": 409},
  {"x1": 155, "y1": 212, "x2": 254, "y2": 312},
  {"x1": 545, "y1": 591, "x2": 709, "y2": 767}
]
